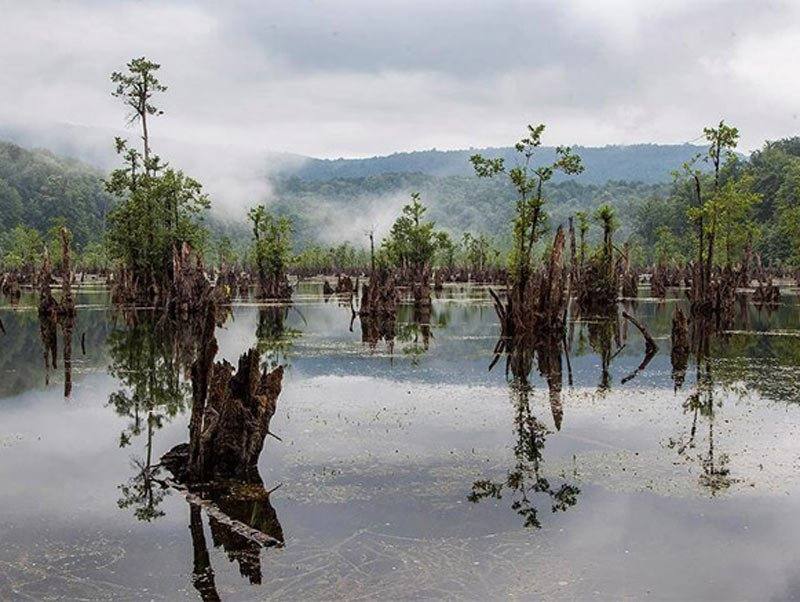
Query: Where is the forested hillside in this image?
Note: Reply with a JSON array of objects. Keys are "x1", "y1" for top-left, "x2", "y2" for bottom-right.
[
  {"x1": 265, "y1": 174, "x2": 667, "y2": 246},
  {"x1": 288, "y1": 144, "x2": 710, "y2": 184},
  {"x1": 0, "y1": 141, "x2": 112, "y2": 246},
  {"x1": 2, "y1": 136, "x2": 799, "y2": 267},
  {"x1": 633, "y1": 137, "x2": 800, "y2": 265}
]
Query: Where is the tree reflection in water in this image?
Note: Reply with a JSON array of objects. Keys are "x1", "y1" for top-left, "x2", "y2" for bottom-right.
[
  {"x1": 669, "y1": 322, "x2": 736, "y2": 493},
  {"x1": 107, "y1": 305, "x2": 233, "y2": 520},
  {"x1": 471, "y1": 337, "x2": 580, "y2": 528},
  {"x1": 107, "y1": 306, "x2": 287, "y2": 598},
  {"x1": 257, "y1": 304, "x2": 302, "y2": 369},
  {"x1": 180, "y1": 471, "x2": 284, "y2": 601},
  {"x1": 107, "y1": 311, "x2": 193, "y2": 521}
]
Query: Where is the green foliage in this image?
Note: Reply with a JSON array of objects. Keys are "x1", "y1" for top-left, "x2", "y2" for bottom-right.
[
  {"x1": 215, "y1": 236, "x2": 237, "y2": 266},
  {"x1": 701, "y1": 175, "x2": 760, "y2": 265},
  {"x1": 79, "y1": 241, "x2": 110, "y2": 272},
  {"x1": 292, "y1": 241, "x2": 370, "y2": 271},
  {"x1": 471, "y1": 124, "x2": 583, "y2": 282},
  {"x1": 0, "y1": 225, "x2": 43, "y2": 270},
  {"x1": 105, "y1": 162, "x2": 209, "y2": 274},
  {"x1": 248, "y1": 205, "x2": 292, "y2": 279},
  {"x1": 633, "y1": 125, "x2": 786, "y2": 267},
  {"x1": 104, "y1": 57, "x2": 209, "y2": 283},
  {"x1": 381, "y1": 192, "x2": 444, "y2": 269},
  {"x1": 0, "y1": 141, "x2": 113, "y2": 254},
  {"x1": 653, "y1": 226, "x2": 686, "y2": 265},
  {"x1": 461, "y1": 232, "x2": 500, "y2": 271}
]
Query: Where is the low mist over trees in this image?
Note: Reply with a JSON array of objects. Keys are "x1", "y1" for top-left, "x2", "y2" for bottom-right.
[{"x1": 2, "y1": 115, "x2": 800, "y2": 270}]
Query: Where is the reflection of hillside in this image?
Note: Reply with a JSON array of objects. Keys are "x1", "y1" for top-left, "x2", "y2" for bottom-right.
[{"x1": 709, "y1": 333, "x2": 800, "y2": 404}]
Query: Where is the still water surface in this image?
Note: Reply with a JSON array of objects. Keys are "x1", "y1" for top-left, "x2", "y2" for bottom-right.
[{"x1": 2, "y1": 283, "x2": 800, "y2": 600}]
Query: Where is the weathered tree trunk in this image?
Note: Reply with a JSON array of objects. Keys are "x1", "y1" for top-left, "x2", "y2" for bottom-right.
[
  {"x1": 670, "y1": 307, "x2": 689, "y2": 387},
  {"x1": 59, "y1": 227, "x2": 75, "y2": 320},
  {"x1": 1, "y1": 271, "x2": 21, "y2": 303},
  {"x1": 433, "y1": 269, "x2": 444, "y2": 292},
  {"x1": 411, "y1": 264, "x2": 432, "y2": 310},
  {"x1": 620, "y1": 244, "x2": 638, "y2": 299},
  {"x1": 334, "y1": 274, "x2": 354, "y2": 294},
  {"x1": 621, "y1": 310, "x2": 658, "y2": 355},
  {"x1": 185, "y1": 350, "x2": 284, "y2": 482},
  {"x1": 38, "y1": 249, "x2": 59, "y2": 372},
  {"x1": 359, "y1": 267, "x2": 398, "y2": 320},
  {"x1": 568, "y1": 216, "x2": 578, "y2": 290},
  {"x1": 650, "y1": 262, "x2": 667, "y2": 299}
]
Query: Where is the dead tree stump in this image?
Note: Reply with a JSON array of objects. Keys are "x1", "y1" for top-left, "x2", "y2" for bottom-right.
[
  {"x1": 670, "y1": 307, "x2": 689, "y2": 387},
  {"x1": 190, "y1": 351, "x2": 284, "y2": 481},
  {"x1": 335, "y1": 274, "x2": 354, "y2": 294}
]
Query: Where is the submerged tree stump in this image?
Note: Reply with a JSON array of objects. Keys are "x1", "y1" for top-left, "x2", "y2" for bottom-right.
[
  {"x1": 753, "y1": 257, "x2": 780, "y2": 306},
  {"x1": 622, "y1": 270, "x2": 638, "y2": 299},
  {"x1": 190, "y1": 350, "x2": 284, "y2": 481},
  {"x1": 650, "y1": 263, "x2": 668, "y2": 299},
  {"x1": 670, "y1": 307, "x2": 689, "y2": 387},
  {"x1": 433, "y1": 269, "x2": 444, "y2": 292},
  {"x1": 359, "y1": 267, "x2": 398, "y2": 320},
  {"x1": 334, "y1": 274, "x2": 354, "y2": 294},
  {"x1": 491, "y1": 226, "x2": 569, "y2": 343},
  {"x1": 1, "y1": 271, "x2": 21, "y2": 303},
  {"x1": 411, "y1": 264, "x2": 432, "y2": 310}
]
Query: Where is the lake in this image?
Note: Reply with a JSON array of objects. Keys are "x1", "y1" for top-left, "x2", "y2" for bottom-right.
[{"x1": 2, "y1": 282, "x2": 800, "y2": 600}]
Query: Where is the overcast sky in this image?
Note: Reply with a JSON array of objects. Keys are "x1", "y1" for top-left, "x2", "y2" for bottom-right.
[{"x1": 1, "y1": 0, "x2": 798, "y2": 159}]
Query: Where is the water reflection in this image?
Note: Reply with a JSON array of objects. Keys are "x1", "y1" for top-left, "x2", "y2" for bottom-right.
[
  {"x1": 107, "y1": 312, "x2": 192, "y2": 520},
  {"x1": 171, "y1": 461, "x2": 284, "y2": 601},
  {"x1": 107, "y1": 304, "x2": 289, "y2": 597},
  {"x1": 5, "y1": 282, "x2": 800, "y2": 598},
  {"x1": 669, "y1": 326, "x2": 737, "y2": 493},
  {"x1": 257, "y1": 304, "x2": 302, "y2": 368},
  {"x1": 472, "y1": 335, "x2": 580, "y2": 527}
]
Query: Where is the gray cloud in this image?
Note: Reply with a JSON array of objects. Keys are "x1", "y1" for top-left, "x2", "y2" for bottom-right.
[{"x1": 1, "y1": 0, "x2": 799, "y2": 212}]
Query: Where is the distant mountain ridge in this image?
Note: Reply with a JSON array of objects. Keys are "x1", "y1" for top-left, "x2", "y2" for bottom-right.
[
  {"x1": 1, "y1": 123, "x2": 709, "y2": 185},
  {"x1": 287, "y1": 144, "x2": 710, "y2": 184}
]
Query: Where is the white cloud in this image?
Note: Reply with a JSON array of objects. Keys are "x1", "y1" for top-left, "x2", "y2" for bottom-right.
[{"x1": 1, "y1": 0, "x2": 799, "y2": 211}]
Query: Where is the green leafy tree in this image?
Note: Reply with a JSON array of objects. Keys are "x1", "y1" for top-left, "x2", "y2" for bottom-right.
[
  {"x1": 0, "y1": 225, "x2": 44, "y2": 270},
  {"x1": 680, "y1": 121, "x2": 742, "y2": 295},
  {"x1": 653, "y1": 226, "x2": 686, "y2": 266},
  {"x1": 248, "y1": 205, "x2": 292, "y2": 298},
  {"x1": 104, "y1": 58, "x2": 209, "y2": 294},
  {"x1": 462, "y1": 232, "x2": 498, "y2": 272},
  {"x1": 470, "y1": 124, "x2": 583, "y2": 285},
  {"x1": 381, "y1": 192, "x2": 444, "y2": 272}
]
